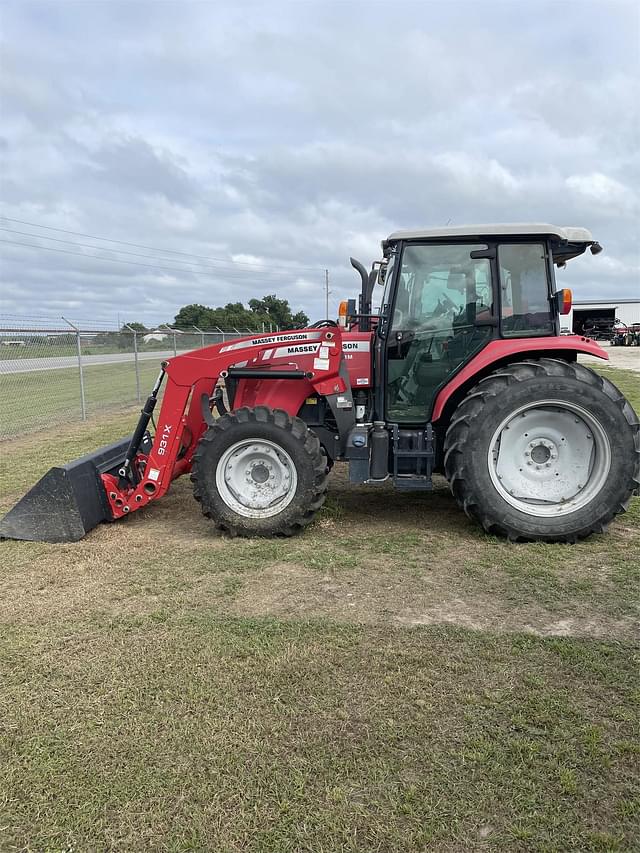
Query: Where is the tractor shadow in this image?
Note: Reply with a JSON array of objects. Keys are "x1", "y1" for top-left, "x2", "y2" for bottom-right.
[{"x1": 323, "y1": 463, "x2": 475, "y2": 538}]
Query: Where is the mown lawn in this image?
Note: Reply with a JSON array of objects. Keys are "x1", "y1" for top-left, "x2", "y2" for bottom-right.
[
  {"x1": 0, "y1": 359, "x2": 162, "y2": 438},
  {"x1": 0, "y1": 365, "x2": 638, "y2": 852}
]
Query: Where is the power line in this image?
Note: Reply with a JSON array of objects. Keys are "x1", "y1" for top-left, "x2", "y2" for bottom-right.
[
  {"x1": 0, "y1": 238, "x2": 295, "y2": 281},
  {"x1": 0, "y1": 227, "x2": 301, "y2": 279},
  {"x1": 0, "y1": 216, "x2": 325, "y2": 274}
]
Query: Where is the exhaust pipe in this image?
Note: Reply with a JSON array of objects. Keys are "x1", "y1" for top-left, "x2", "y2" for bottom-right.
[{"x1": 0, "y1": 437, "x2": 132, "y2": 543}]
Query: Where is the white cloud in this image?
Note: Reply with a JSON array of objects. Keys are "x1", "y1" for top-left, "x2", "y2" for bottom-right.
[
  {"x1": 565, "y1": 172, "x2": 637, "y2": 214},
  {"x1": 0, "y1": 0, "x2": 638, "y2": 324},
  {"x1": 433, "y1": 153, "x2": 521, "y2": 195}
]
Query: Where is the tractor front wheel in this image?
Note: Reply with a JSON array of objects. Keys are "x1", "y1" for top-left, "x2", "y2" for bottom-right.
[
  {"x1": 444, "y1": 358, "x2": 640, "y2": 542},
  {"x1": 191, "y1": 406, "x2": 328, "y2": 537}
]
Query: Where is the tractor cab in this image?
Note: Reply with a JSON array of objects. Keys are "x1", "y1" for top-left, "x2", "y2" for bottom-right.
[{"x1": 361, "y1": 224, "x2": 602, "y2": 426}]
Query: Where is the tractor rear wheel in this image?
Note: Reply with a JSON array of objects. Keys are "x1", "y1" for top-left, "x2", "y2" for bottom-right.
[
  {"x1": 444, "y1": 358, "x2": 640, "y2": 542},
  {"x1": 191, "y1": 406, "x2": 328, "y2": 537}
]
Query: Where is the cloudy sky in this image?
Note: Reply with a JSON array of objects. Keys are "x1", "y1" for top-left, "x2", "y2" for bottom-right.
[{"x1": 1, "y1": 0, "x2": 638, "y2": 328}]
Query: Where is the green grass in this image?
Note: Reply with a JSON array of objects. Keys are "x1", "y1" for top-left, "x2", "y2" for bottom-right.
[
  {"x1": 0, "y1": 341, "x2": 190, "y2": 360},
  {"x1": 595, "y1": 365, "x2": 640, "y2": 411},
  {"x1": 1, "y1": 618, "x2": 638, "y2": 852},
  {"x1": 0, "y1": 343, "x2": 126, "y2": 360},
  {"x1": 0, "y1": 363, "x2": 638, "y2": 851},
  {"x1": 0, "y1": 359, "x2": 163, "y2": 437}
]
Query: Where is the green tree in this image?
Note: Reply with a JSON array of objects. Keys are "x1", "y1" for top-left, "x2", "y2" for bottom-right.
[
  {"x1": 174, "y1": 304, "x2": 218, "y2": 329},
  {"x1": 174, "y1": 294, "x2": 309, "y2": 332},
  {"x1": 249, "y1": 295, "x2": 309, "y2": 329},
  {"x1": 120, "y1": 321, "x2": 147, "y2": 332}
]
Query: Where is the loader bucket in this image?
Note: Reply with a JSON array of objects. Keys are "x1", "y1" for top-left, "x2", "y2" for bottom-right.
[{"x1": 0, "y1": 437, "x2": 131, "y2": 543}]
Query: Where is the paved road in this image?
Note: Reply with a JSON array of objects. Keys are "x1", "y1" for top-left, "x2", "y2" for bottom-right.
[{"x1": 0, "y1": 349, "x2": 188, "y2": 375}]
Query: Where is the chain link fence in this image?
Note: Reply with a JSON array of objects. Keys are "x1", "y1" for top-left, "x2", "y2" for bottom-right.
[{"x1": 0, "y1": 318, "x2": 266, "y2": 440}]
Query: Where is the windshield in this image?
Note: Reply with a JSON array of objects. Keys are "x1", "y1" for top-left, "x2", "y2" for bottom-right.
[
  {"x1": 392, "y1": 243, "x2": 491, "y2": 331},
  {"x1": 385, "y1": 242, "x2": 494, "y2": 422}
]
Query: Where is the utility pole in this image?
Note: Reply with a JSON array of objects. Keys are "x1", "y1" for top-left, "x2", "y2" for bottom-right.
[{"x1": 324, "y1": 269, "x2": 331, "y2": 320}]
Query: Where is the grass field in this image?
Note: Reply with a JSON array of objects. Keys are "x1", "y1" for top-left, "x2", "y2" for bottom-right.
[
  {"x1": 0, "y1": 359, "x2": 163, "y2": 437},
  {"x1": 0, "y1": 366, "x2": 638, "y2": 851},
  {"x1": 0, "y1": 343, "x2": 136, "y2": 360}
]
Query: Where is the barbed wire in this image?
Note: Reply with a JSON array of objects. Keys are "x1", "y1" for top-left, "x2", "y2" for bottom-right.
[{"x1": 0, "y1": 316, "x2": 268, "y2": 334}]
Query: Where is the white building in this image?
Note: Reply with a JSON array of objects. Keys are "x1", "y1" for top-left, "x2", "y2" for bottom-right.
[
  {"x1": 565, "y1": 299, "x2": 640, "y2": 334},
  {"x1": 142, "y1": 329, "x2": 184, "y2": 344}
]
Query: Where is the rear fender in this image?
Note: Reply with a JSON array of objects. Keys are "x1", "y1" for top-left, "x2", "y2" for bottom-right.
[{"x1": 432, "y1": 336, "x2": 608, "y2": 423}]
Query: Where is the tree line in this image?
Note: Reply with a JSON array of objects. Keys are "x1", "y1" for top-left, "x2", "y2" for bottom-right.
[{"x1": 123, "y1": 294, "x2": 309, "y2": 333}]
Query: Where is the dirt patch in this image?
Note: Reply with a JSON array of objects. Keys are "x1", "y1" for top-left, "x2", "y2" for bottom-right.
[
  {"x1": 2, "y1": 467, "x2": 638, "y2": 640},
  {"x1": 1, "y1": 402, "x2": 639, "y2": 641},
  {"x1": 226, "y1": 559, "x2": 639, "y2": 641}
]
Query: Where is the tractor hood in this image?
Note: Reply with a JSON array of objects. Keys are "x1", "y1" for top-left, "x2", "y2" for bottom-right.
[{"x1": 216, "y1": 327, "x2": 374, "y2": 390}]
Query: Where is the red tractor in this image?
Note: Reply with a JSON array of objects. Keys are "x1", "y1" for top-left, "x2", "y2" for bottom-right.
[{"x1": 2, "y1": 224, "x2": 638, "y2": 544}]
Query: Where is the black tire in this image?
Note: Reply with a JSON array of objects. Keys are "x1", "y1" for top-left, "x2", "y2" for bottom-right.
[
  {"x1": 444, "y1": 358, "x2": 640, "y2": 542},
  {"x1": 191, "y1": 406, "x2": 328, "y2": 537}
]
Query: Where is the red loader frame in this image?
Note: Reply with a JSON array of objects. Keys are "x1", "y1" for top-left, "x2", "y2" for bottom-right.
[{"x1": 101, "y1": 326, "x2": 350, "y2": 519}]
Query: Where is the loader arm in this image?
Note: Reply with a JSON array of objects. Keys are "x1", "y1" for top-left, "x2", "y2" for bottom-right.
[
  {"x1": 0, "y1": 327, "x2": 353, "y2": 542},
  {"x1": 101, "y1": 326, "x2": 351, "y2": 521}
]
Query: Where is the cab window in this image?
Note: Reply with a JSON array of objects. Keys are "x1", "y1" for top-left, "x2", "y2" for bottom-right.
[
  {"x1": 499, "y1": 243, "x2": 552, "y2": 336},
  {"x1": 386, "y1": 243, "x2": 493, "y2": 422}
]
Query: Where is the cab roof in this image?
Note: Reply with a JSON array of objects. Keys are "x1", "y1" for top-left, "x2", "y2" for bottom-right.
[
  {"x1": 383, "y1": 223, "x2": 599, "y2": 265},
  {"x1": 385, "y1": 223, "x2": 594, "y2": 242}
]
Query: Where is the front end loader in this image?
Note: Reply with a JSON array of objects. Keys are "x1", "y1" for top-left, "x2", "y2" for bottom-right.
[{"x1": 2, "y1": 223, "x2": 639, "y2": 544}]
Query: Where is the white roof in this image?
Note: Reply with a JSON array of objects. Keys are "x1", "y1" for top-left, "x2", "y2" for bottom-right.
[
  {"x1": 574, "y1": 300, "x2": 640, "y2": 306},
  {"x1": 386, "y1": 223, "x2": 595, "y2": 243}
]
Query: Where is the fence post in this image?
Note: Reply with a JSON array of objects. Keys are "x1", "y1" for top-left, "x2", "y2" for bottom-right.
[
  {"x1": 159, "y1": 323, "x2": 178, "y2": 357},
  {"x1": 193, "y1": 325, "x2": 205, "y2": 348},
  {"x1": 216, "y1": 326, "x2": 225, "y2": 343},
  {"x1": 63, "y1": 316, "x2": 86, "y2": 420},
  {"x1": 124, "y1": 324, "x2": 141, "y2": 403}
]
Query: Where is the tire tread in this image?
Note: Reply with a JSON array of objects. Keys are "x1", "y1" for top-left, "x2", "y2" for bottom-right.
[
  {"x1": 444, "y1": 358, "x2": 640, "y2": 542},
  {"x1": 191, "y1": 406, "x2": 328, "y2": 538}
]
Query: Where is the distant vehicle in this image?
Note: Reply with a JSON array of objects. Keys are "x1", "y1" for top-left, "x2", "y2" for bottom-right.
[
  {"x1": 582, "y1": 318, "x2": 616, "y2": 341},
  {"x1": 612, "y1": 322, "x2": 640, "y2": 347},
  {"x1": 1, "y1": 340, "x2": 26, "y2": 347}
]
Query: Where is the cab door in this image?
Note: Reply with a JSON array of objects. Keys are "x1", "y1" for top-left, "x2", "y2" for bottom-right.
[{"x1": 385, "y1": 242, "x2": 494, "y2": 423}]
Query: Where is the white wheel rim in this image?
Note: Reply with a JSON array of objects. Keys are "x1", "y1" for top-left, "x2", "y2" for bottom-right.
[
  {"x1": 487, "y1": 399, "x2": 611, "y2": 518},
  {"x1": 216, "y1": 439, "x2": 298, "y2": 519}
]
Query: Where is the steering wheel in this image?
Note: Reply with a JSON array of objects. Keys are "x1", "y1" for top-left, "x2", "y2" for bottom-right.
[
  {"x1": 433, "y1": 293, "x2": 458, "y2": 316},
  {"x1": 309, "y1": 319, "x2": 339, "y2": 328}
]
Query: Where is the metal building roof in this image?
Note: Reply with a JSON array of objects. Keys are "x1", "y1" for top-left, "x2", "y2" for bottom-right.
[{"x1": 573, "y1": 299, "x2": 640, "y2": 305}]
